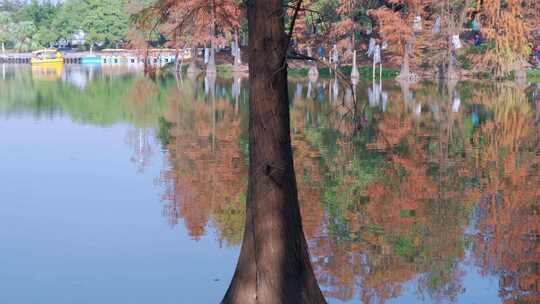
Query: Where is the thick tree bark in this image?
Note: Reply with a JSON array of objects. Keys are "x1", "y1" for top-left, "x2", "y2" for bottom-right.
[{"x1": 221, "y1": 1, "x2": 327, "y2": 304}]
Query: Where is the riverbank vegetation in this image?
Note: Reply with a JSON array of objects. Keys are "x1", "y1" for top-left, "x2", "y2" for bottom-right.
[{"x1": 0, "y1": 0, "x2": 539, "y2": 80}]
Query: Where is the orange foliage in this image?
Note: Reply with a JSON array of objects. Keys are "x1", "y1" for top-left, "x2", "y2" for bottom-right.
[{"x1": 137, "y1": 0, "x2": 242, "y2": 47}]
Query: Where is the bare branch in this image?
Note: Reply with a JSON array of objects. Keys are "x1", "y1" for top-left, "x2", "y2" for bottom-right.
[
  {"x1": 283, "y1": 4, "x2": 320, "y2": 15},
  {"x1": 283, "y1": 0, "x2": 303, "y2": 63}
]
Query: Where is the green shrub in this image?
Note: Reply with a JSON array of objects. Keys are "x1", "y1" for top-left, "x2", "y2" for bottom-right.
[{"x1": 217, "y1": 64, "x2": 233, "y2": 77}]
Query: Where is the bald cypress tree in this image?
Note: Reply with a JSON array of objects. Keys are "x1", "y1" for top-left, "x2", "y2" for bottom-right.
[{"x1": 221, "y1": 1, "x2": 327, "y2": 303}]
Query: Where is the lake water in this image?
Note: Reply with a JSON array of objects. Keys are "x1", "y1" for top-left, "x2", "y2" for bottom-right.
[{"x1": 1, "y1": 64, "x2": 539, "y2": 304}]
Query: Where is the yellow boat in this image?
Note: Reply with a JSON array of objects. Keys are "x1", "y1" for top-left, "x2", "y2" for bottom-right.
[{"x1": 30, "y1": 49, "x2": 64, "y2": 65}]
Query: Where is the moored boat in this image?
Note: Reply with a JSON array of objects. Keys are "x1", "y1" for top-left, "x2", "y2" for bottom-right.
[
  {"x1": 81, "y1": 55, "x2": 102, "y2": 64},
  {"x1": 30, "y1": 49, "x2": 64, "y2": 65}
]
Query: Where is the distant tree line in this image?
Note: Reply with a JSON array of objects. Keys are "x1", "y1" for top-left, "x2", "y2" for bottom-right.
[{"x1": 0, "y1": 0, "x2": 130, "y2": 51}]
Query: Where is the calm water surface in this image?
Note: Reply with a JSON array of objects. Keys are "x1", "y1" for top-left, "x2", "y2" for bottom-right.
[{"x1": 1, "y1": 64, "x2": 539, "y2": 304}]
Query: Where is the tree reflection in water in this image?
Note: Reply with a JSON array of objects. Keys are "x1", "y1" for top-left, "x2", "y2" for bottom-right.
[
  {"x1": 156, "y1": 75, "x2": 539, "y2": 304},
  {"x1": 0, "y1": 66, "x2": 537, "y2": 303},
  {"x1": 158, "y1": 75, "x2": 248, "y2": 244}
]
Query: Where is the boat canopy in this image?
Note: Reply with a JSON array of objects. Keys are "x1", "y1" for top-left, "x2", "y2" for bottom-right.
[
  {"x1": 31, "y1": 49, "x2": 62, "y2": 60},
  {"x1": 32, "y1": 49, "x2": 58, "y2": 55}
]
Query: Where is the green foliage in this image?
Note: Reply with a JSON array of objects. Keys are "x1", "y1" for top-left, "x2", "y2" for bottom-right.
[
  {"x1": 216, "y1": 64, "x2": 234, "y2": 77},
  {"x1": 527, "y1": 69, "x2": 540, "y2": 83},
  {"x1": 0, "y1": 70, "x2": 170, "y2": 126},
  {"x1": 288, "y1": 66, "x2": 399, "y2": 80},
  {"x1": 212, "y1": 192, "x2": 246, "y2": 246},
  {"x1": 10, "y1": 21, "x2": 39, "y2": 51},
  {"x1": 13, "y1": 0, "x2": 60, "y2": 48},
  {"x1": 288, "y1": 67, "x2": 309, "y2": 78},
  {"x1": 52, "y1": 0, "x2": 84, "y2": 41},
  {"x1": 391, "y1": 236, "x2": 419, "y2": 260},
  {"x1": 457, "y1": 53, "x2": 472, "y2": 70},
  {"x1": 304, "y1": 123, "x2": 387, "y2": 243},
  {"x1": 157, "y1": 116, "x2": 173, "y2": 147},
  {"x1": 16, "y1": 0, "x2": 57, "y2": 26},
  {"x1": 466, "y1": 43, "x2": 491, "y2": 55},
  {"x1": 400, "y1": 209, "x2": 416, "y2": 218},
  {"x1": 0, "y1": 11, "x2": 12, "y2": 44},
  {"x1": 0, "y1": 0, "x2": 129, "y2": 50},
  {"x1": 319, "y1": 66, "x2": 399, "y2": 79},
  {"x1": 79, "y1": 0, "x2": 129, "y2": 47}
]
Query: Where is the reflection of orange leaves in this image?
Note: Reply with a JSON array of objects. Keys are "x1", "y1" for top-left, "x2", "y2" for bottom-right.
[
  {"x1": 128, "y1": 78, "x2": 158, "y2": 106},
  {"x1": 367, "y1": 105, "x2": 413, "y2": 150},
  {"x1": 471, "y1": 86, "x2": 540, "y2": 304},
  {"x1": 292, "y1": 103, "x2": 325, "y2": 239},
  {"x1": 369, "y1": 6, "x2": 413, "y2": 59},
  {"x1": 160, "y1": 84, "x2": 247, "y2": 243},
  {"x1": 363, "y1": 147, "x2": 435, "y2": 235}
]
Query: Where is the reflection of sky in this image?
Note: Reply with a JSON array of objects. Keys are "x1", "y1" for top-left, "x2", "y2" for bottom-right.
[
  {"x1": 0, "y1": 116, "x2": 239, "y2": 303},
  {"x1": 61, "y1": 65, "x2": 99, "y2": 90},
  {"x1": 384, "y1": 265, "x2": 501, "y2": 304},
  {"x1": 326, "y1": 261, "x2": 501, "y2": 304}
]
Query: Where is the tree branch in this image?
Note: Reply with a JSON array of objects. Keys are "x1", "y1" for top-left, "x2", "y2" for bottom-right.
[
  {"x1": 286, "y1": 51, "x2": 316, "y2": 61},
  {"x1": 283, "y1": 4, "x2": 319, "y2": 15},
  {"x1": 282, "y1": 0, "x2": 303, "y2": 63}
]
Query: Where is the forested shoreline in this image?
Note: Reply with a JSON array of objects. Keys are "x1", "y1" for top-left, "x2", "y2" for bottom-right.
[{"x1": 1, "y1": 1, "x2": 539, "y2": 78}]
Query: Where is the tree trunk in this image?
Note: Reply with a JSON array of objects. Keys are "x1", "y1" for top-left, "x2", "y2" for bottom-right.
[
  {"x1": 351, "y1": 33, "x2": 355, "y2": 58},
  {"x1": 234, "y1": 30, "x2": 241, "y2": 66},
  {"x1": 447, "y1": 55, "x2": 457, "y2": 80},
  {"x1": 234, "y1": 30, "x2": 239, "y2": 58},
  {"x1": 174, "y1": 48, "x2": 180, "y2": 73},
  {"x1": 188, "y1": 46, "x2": 200, "y2": 75},
  {"x1": 234, "y1": 75, "x2": 241, "y2": 115},
  {"x1": 221, "y1": 1, "x2": 327, "y2": 303},
  {"x1": 208, "y1": 73, "x2": 216, "y2": 151},
  {"x1": 399, "y1": 43, "x2": 411, "y2": 81},
  {"x1": 144, "y1": 47, "x2": 149, "y2": 75},
  {"x1": 207, "y1": 0, "x2": 217, "y2": 75},
  {"x1": 351, "y1": 50, "x2": 359, "y2": 80}
]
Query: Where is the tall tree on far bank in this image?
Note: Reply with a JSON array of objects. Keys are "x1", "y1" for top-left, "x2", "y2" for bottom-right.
[
  {"x1": 221, "y1": 0, "x2": 327, "y2": 303},
  {"x1": 478, "y1": 0, "x2": 530, "y2": 79},
  {"x1": 0, "y1": 12, "x2": 11, "y2": 52},
  {"x1": 16, "y1": 0, "x2": 60, "y2": 47},
  {"x1": 370, "y1": 0, "x2": 423, "y2": 80},
  {"x1": 81, "y1": 0, "x2": 130, "y2": 48},
  {"x1": 422, "y1": 0, "x2": 470, "y2": 79}
]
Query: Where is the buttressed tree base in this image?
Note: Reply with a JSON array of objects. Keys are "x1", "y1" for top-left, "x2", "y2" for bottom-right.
[{"x1": 221, "y1": 0, "x2": 327, "y2": 303}]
